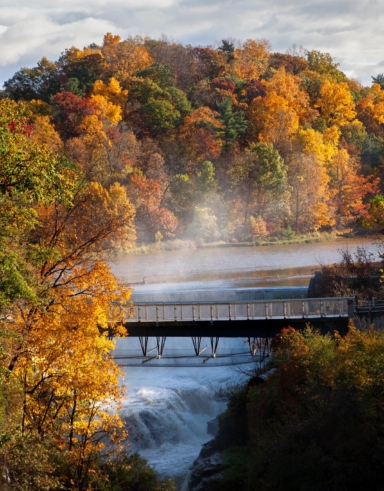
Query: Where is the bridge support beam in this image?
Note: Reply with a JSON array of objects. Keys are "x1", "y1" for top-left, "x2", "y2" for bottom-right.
[
  {"x1": 156, "y1": 336, "x2": 166, "y2": 358},
  {"x1": 210, "y1": 337, "x2": 219, "y2": 358},
  {"x1": 192, "y1": 337, "x2": 208, "y2": 356},
  {"x1": 247, "y1": 337, "x2": 273, "y2": 359},
  {"x1": 139, "y1": 336, "x2": 167, "y2": 358}
]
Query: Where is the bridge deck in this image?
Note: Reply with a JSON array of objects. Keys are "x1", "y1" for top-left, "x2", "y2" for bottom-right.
[
  {"x1": 127, "y1": 297, "x2": 354, "y2": 323},
  {"x1": 122, "y1": 297, "x2": 355, "y2": 337},
  {"x1": 114, "y1": 297, "x2": 384, "y2": 361}
]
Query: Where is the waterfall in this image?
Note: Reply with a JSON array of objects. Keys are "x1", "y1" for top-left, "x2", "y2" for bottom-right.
[{"x1": 115, "y1": 337, "x2": 256, "y2": 489}]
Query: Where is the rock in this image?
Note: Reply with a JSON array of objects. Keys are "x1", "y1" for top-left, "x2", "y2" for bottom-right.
[
  {"x1": 248, "y1": 367, "x2": 277, "y2": 387},
  {"x1": 207, "y1": 416, "x2": 219, "y2": 436},
  {"x1": 188, "y1": 448, "x2": 226, "y2": 491}
]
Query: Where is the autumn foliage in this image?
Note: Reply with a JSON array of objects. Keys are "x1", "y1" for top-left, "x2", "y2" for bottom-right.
[
  {"x1": 2, "y1": 33, "x2": 384, "y2": 489},
  {"x1": 0, "y1": 99, "x2": 174, "y2": 490},
  {"x1": 3, "y1": 35, "x2": 384, "y2": 243},
  {"x1": 209, "y1": 325, "x2": 384, "y2": 491}
]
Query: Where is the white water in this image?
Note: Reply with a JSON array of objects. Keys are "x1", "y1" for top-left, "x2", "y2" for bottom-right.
[{"x1": 115, "y1": 337, "x2": 256, "y2": 489}]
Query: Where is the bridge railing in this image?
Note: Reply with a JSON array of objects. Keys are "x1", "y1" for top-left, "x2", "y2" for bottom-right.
[
  {"x1": 356, "y1": 298, "x2": 384, "y2": 312},
  {"x1": 126, "y1": 297, "x2": 354, "y2": 323}
]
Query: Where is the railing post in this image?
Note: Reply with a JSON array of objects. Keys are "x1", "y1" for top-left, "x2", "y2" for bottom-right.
[
  {"x1": 192, "y1": 303, "x2": 195, "y2": 321},
  {"x1": 247, "y1": 303, "x2": 250, "y2": 320},
  {"x1": 265, "y1": 302, "x2": 269, "y2": 319},
  {"x1": 302, "y1": 301, "x2": 305, "y2": 318},
  {"x1": 320, "y1": 300, "x2": 324, "y2": 317},
  {"x1": 138, "y1": 305, "x2": 141, "y2": 322},
  {"x1": 210, "y1": 303, "x2": 213, "y2": 323},
  {"x1": 347, "y1": 298, "x2": 355, "y2": 318},
  {"x1": 174, "y1": 304, "x2": 177, "y2": 322},
  {"x1": 156, "y1": 305, "x2": 159, "y2": 325},
  {"x1": 283, "y1": 302, "x2": 287, "y2": 319},
  {"x1": 229, "y1": 303, "x2": 232, "y2": 321}
]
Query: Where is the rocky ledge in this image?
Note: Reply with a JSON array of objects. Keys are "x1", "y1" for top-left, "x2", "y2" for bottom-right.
[{"x1": 188, "y1": 438, "x2": 226, "y2": 491}]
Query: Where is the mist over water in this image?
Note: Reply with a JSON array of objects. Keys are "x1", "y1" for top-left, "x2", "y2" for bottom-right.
[
  {"x1": 110, "y1": 237, "x2": 380, "y2": 289},
  {"x1": 111, "y1": 238, "x2": 381, "y2": 488}
]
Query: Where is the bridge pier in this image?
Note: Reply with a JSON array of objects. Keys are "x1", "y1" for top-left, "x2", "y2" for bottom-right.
[
  {"x1": 192, "y1": 337, "x2": 208, "y2": 356},
  {"x1": 139, "y1": 336, "x2": 167, "y2": 358},
  {"x1": 210, "y1": 337, "x2": 219, "y2": 358},
  {"x1": 246, "y1": 337, "x2": 273, "y2": 358}
]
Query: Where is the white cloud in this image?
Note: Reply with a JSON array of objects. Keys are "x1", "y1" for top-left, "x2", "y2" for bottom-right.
[{"x1": 1, "y1": 0, "x2": 384, "y2": 87}]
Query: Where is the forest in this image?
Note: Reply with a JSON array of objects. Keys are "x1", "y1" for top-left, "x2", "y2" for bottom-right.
[
  {"x1": 199, "y1": 324, "x2": 384, "y2": 491},
  {"x1": 2, "y1": 33, "x2": 384, "y2": 490},
  {"x1": 3, "y1": 34, "x2": 384, "y2": 245}
]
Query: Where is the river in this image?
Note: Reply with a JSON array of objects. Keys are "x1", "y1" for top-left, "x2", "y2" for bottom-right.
[
  {"x1": 111, "y1": 237, "x2": 381, "y2": 489},
  {"x1": 110, "y1": 237, "x2": 381, "y2": 290}
]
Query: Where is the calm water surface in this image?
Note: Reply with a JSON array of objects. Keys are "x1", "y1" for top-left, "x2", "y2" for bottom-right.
[{"x1": 110, "y1": 237, "x2": 381, "y2": 289}]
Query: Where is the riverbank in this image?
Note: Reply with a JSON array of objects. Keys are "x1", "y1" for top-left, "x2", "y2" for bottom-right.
[{"x1": 119, "y1": 231, "x2": 372, "y2": 256}]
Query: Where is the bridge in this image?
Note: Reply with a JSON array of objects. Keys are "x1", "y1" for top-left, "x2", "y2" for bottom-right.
[{"x1": 119, "y1": 297, "x2": 358, "y2": 361}]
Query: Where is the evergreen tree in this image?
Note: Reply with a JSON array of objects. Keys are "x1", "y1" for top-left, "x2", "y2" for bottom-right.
[{"x1": 216, "y1": 98, "x2": 247, "y2": 152}]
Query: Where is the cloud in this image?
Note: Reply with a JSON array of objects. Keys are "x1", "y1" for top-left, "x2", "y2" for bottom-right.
[
  {"x1": 0, "y1": 12, "x2": 126, "y2": 66},
  {"x1": 1, "y1": 0, "x2": 384, "y2": 87}
]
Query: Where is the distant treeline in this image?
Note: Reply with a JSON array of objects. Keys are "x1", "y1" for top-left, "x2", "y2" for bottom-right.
[{"x1": 3, "y1": 34, "x2": 384, "y2": 244}]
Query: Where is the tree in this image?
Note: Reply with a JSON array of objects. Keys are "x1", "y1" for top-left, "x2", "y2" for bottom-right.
[
  {"x1": 356, "y1": 84, "x2": 384, "y2": 137},
  {"x1": 229, "y1": 142, "x2": 289, "y2": 233},
  {"x1": 191, "y1": 47, "x2": 226, "y2": 81},
  {"x1": 214, "y1": 324, "x2": 384, "y2": 491},
  {"x1": 306, "y1": 49, "x2": 346, "y2": 82},
  {"x1": 129, "y1": 174, "x2": 177, "y2": 241},
  {"x1": 101, "y1": 33, "x2": 153, "y2": 85},
  {"x1": 92, "y1": 77, "x2": 128, "y2": 110},
  {"x1": 371, "y1": 73, "x2": 384, "y2": 90},
  {"x1": 0, "y1": 99, "x2": 138, "y2": 489},
  {"x1": 244, "y1": 325, "x2": 384, "y2": 490},
  {"x1": 142, "y1": 98, "x2": 181, "y2": 135},
  {"x1": 179, "y1": 107, "x2": 223, "y2": 161},
  {"x1": 3, "y1": 58, "x2": 60, "y2": 102},
  {"x1": 360, "y1": 194, "x2": 384, "y2": 231},
  {"x1": 187, "y1": 206, "x2": 220, "y2": 241},
  {"x1": 0, "y1": 99, "x2": 75, "y2": 309},
  {"x1": 269, "y1": 52, "x2": 308, "y2": 75},
  {"x1": 248, "y1": 68, "x2": 314, "y2": 142},
  {"x1": 327, "y1": 149, "x2": 380, "y2": 228},
  {"x1": 232, "y1": 38, "x2": 271, "y2": 80},
  {"x1": 52, "y1": 92, "x2": 99, "y2": 138},
  {"x1": 315, "y1": 79, "x2": 356, "y2": 127},
  {"x1": 193, "y1": 160, "x2": 219, "y2": 203},
  {"x1": 216, "y1": 98, "x2": 247, "y2": 152},
  {"x1": 30, "y1": 115, "x2": 64, "y2": 155},
  {"x1": 296, "y1": 126, "x2": 340, "y2": 166},
  {"x1": 218, "y1": 40, "x2": 235, "y2": 62},
  {"x1": 308, "y1": 247, "x2": 383, "y2": 300},
  {"x1": 288, "y1": 152, "x2": 333, "y2": 233},
  {"x1": 249, "y1": 215, "x2": 269, "y2": 240},
  {"x1": 128, "y1": 78, "x2": 190, "y2": 135},
  {"x1": 137, "y1": 62, "x2": 175, "y2": 89}
]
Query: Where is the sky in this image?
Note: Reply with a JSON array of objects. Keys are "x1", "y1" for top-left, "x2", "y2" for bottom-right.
[{"x1": 0, "y1": 0, "x2": 384, "y2": 88}]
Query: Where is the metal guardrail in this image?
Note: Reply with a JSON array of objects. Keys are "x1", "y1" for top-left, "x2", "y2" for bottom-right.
[
  {"x1": 125, "y1": 297, "x2": 354, "y2": 323},
  {"x1": 356, "y1": 298, "x2": 384, "y2": 312}
]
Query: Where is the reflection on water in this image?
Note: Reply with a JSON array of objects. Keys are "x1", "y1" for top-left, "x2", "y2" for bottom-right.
[{"x1": 110, "y1": 237, "x2": 381, "y2": 289}]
